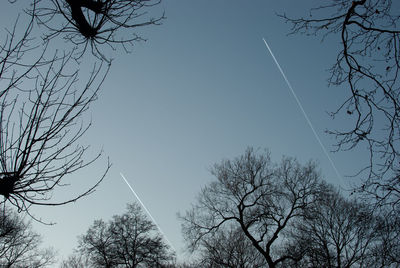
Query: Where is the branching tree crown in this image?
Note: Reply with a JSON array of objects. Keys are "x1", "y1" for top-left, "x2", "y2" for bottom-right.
[
  {"x1": 0, "y1": 16, "x2": 111, "y2": 214},
  {"x1": 180, "y1": 148, "x2": 321, "y2": 268},
  {"x1": 76, "y1": 202, "x2": 175, "y2": 267},
  {"x1": 181, "y1": 148, "x2": 400, "y2": 267},
  {"x1": 0, "y1": 206, "x2": 55, "y2": 267}
]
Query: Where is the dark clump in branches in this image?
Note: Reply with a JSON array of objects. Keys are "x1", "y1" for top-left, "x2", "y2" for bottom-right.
[
  {"x1": 30, "y1": 0, "x2": 165, "y2": 60},
  {"x1": 65, "y1": 0, "x2": 103, "y2": 38},
  {"x1": 280, "y1": 0, "x2": 400, "y2": 212},
  {"x1": 0, "y1": 173, "x2": 20, "y2": 199}
]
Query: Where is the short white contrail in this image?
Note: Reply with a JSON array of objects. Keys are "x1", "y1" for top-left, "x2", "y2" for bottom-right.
[
  {"x1": 262, "y1": 38, "x2": 343, "y2": 184},
  {"x1": 119, "y1": 172, "x2": 176, "y2": 252}
]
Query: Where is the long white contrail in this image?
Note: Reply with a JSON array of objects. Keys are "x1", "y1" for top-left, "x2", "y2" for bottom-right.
[
  {"x1": 119, "y1": 172, "x2": 176, "y2": 252},
  {"x1": 262, "y1": 38, "x2": 343, "y2": 184}
]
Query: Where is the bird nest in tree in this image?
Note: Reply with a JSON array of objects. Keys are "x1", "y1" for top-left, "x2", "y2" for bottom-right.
[
  {"x1": 32, "y1": 0, "x2": 164, "y2": 60},
  {"x1": 0, "y1": 172, "x2": 20, "y2": 199}
]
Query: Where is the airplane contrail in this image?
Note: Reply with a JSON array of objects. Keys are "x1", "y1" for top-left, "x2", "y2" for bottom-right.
[
  {"x1": 262, "y1": 38, "x2": 343, "y2": 184},
  {"x1": 119, "y1": 172, "x2": 176, "y2": 252}
]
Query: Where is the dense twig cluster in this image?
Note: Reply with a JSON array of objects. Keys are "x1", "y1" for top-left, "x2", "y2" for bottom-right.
[{"x1": 32, "y1": 0, "x2": 165, "y2": 60}]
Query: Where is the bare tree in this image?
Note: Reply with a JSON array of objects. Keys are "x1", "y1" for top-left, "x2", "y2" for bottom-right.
[
  {"x1": 372, "y1": 211, "x2": 400, "y2": 266},
  {"x1": 179, "y1": 148, "x2": 321, "y2": 268},
  {"x1": 0, "y1": 16, "x2": 110, "y2": 214},
  {"x1": 0, "y1": 0, "x2": 165, "y2": 215},
  {"x1": 282, "y1": 182, "x2": 396, "y2": 267},
  {"x1": 0, "y1": 206, "x2": 55, "y2": 267},
  {"x1": 28, "y1": 0, "x2": 164, "y2": 59},
  {"x1": 280, "y1": 0, "x2": 400, "y2": 210},
  {"x1": 76, "y1": 202, "x2": 175, "y2": 267}
]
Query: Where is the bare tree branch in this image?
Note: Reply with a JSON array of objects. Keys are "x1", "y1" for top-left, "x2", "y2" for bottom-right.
[
  {"x1": 280, "y1": 0, "x2": 400, "y2": 212},
  {"x1": 0, "y1": 17, "x2": 111, "y2": 214}
]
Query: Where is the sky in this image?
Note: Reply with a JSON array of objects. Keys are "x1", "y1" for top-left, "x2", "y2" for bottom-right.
[{"x1": 1, "y1": 0, "x2": 370, "y2": 264}]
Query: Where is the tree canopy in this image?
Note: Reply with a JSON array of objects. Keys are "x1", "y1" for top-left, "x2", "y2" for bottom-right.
[
  {"x1": 180, "y1": 148, "x2": 400, "y2": 267},
  {"x1": 180, "y1": 148, "x2": 321, "y2": 268},
  {"x1": 74, "y1": 202, "x2": 175, "y2": 267},
  {"x1": 0, "y1": 206, "x2": 55, "y2": 267}
]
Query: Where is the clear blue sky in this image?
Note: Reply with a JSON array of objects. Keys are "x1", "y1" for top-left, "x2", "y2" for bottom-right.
[{"x1": 2, "y1": 0, "x2": 369, "y2": 264}]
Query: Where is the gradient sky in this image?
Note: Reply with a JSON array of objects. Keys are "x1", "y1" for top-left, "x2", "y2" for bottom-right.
[{"x1": 2, "y1": 0, "x2": 371, "y2": 264}]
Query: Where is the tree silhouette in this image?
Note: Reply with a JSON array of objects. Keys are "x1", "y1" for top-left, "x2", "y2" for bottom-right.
[
  {"x1": 181, "y1": 148, "x2": 400, "y2": 267},
  {"x1": 283, "y1": 183, "x2": 399, "y2": 267},
  {"x1": 280, "y1": 0, "x2": 400, "y2": 211},
  {"x1": 76, "y1": 202, "x2": 174, "y2": 267},
  {"x1": 180, "y1": 148, "x2": 321, "y2": 268},
  {"x1": 0, "y1": 206, "x2": 55, "y2": 267}
]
